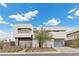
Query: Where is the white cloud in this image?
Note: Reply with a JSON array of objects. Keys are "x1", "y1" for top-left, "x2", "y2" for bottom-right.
[
  {"x1": 0, "y1": 30, "x2": 13, "y2": 41},
  {"x1": 66, "y1": 27, "x2": 76, "y2": 32},
  {"x1": 67, "y1": 9, "x2": 79, "y2": 20},
  {"x1": 74, "y1": 10, "x2": 79, "y2": 16},
  {"x1": 0, "y1": 16, "x2": 3, "y2": 21},
  {"x1": 68, "y1": 8, "x2": 77, "y2": 14},
  {"x1": 38, "y1": 25, "x2": 43, "y2": 28},
  {"x1": 67, "y1": 15, "x2": 74, "y2": 19},
  {"x1": 67, "y1": 8, "x2": 79, "y2": 20},
  {"x1": 66, "y1": 28, "x2": 72, "y2": 31},
  {"x1": 0, "y1": 16, "x2": 9, "y2": 24},
  {"x1": 0, "y1": 21, "x2": 9, "y2": 24},
  {"x1": 9, "y1": 10, "x2": 39, "y2": 22},
  {"x1": 43, "y1": 22, "x2": 47, "y2": 25},
  {"x1": 44, "y1": 18, "x2": 61, "y2": 26},
  {"x1": 10, "y1": 24, "x2": 13, "y2": 26},
  {"x1": 0, "y1": 3, "x2": 7, "y2": 8}
]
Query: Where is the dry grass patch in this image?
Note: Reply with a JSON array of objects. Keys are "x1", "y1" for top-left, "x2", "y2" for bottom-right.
[
  {"x1": 0, "y1": 46, "x2": 23, "y2": 52},
  {"x1": 25, "y1": 48, "x2": 56, "y2": 52}
]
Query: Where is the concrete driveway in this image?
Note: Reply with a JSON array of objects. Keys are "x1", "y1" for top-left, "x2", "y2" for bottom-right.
[{"x1": 54, "y1": 47, "x2": 79, "y2": 53}]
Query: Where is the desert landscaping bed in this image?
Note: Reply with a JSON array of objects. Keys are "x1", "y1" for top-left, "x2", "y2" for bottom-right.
[
  {"x1": 0, "y1": 46, "x2": 23, "y2": 52},
  {"x1": 25, "y1": 48, "x2": 56, "y2": 52}
]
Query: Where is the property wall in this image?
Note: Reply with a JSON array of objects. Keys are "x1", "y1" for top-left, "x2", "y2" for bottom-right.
[
  {"x1": 15, "y1": 38, "x2": 19, "y2": 46},
  {"x1": 32, "y1": 39, "x2": 54, "y2": 48},
  {"x1": 32, "y1": 39, "x2": 39, "y2": 48},
  {"x1": 43, "y1": 39, "x2": 54, "y2": 48}
]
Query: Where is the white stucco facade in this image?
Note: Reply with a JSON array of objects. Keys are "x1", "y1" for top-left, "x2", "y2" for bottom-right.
[
  {"x1": 32, "y1": 27, "x2": 66, "y2": 48},
  {"x1": 13, "y1": 24, "x2": 66, "y2": 48},
  {"x1": 13, "y1": 24, "x2": 33, "y2": 48}
]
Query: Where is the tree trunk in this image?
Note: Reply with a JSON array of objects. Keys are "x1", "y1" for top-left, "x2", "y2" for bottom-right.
[{"x1": 39, "y1": 41, "x2": 43, "y2": 48}]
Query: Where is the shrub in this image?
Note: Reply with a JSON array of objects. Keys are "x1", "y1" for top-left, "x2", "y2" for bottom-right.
[
  {"x1": 0, "y1": 40, "x2": 4, "y2": 49},
  {"x1": 65, "y1": 35, "x2": 79, "y2": 48}
]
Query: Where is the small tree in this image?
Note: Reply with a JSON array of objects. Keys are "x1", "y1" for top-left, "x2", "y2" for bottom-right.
[
  {"x1": 0, "y1": 40, "x2": 4, "y2": 49},
  {"x1": 35, "y1": 28, "x2": 53, "y2": 48}
]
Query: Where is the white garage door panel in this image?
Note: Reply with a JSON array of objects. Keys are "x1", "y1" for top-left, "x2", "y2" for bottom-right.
[
  {"x1": 54, "y1": 39, "x2": 64, "y2": 47},
  {"x1": 19, "y1": 40, "x2": 32, "y2": 48}
]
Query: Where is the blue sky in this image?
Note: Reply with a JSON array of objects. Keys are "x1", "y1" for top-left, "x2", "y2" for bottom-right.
[{"x1": 0, "y1": 3, "x2": 79, "y2": 34}]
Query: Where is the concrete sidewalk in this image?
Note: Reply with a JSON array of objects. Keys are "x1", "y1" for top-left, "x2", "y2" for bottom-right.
[
  {"x1": 54, "y1": 47, "x2": 79, "y2": 53},
  {"x1": 1, "y1": 47, "x2": 79, "y2": 56},
  {"x1": 1, "y1": 52, "x2": 79, "y2": 56}
]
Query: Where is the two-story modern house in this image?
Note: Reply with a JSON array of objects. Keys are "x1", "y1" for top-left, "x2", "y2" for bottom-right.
[
  {"x1": 33, "y1": 27, "x2": 66, "y2": 48},
  {"x1": 13, "y1": 24, "x2": 66, "y2": 48},
  {"x1": 13, "y1": 24, "x2": 34, "y2": 48}
]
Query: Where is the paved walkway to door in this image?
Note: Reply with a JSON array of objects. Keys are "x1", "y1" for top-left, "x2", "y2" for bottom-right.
[
  {"x1": 19, "y1": 48, "x2": 28, "y2": 52},
  {"x1": 54, "y1": 47, "x2": 79, "y2": 53}
]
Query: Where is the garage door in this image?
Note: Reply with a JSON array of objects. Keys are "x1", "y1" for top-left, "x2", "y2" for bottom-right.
[
  {"x1": 19, "y1": 40, "x2": 32, "y2": 48},
  {"x1": 18, "y1": 37, "x2": 32, "y2": 48},
  {"x1": 54, "y1": 39, "x2": 64, "y2": 47}
]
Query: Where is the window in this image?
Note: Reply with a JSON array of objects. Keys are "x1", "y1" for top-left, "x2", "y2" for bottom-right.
[
  {"x1": 67, "y1": 34, "x2": 73, "y2": 37},
  {"x1": 48, "y1": 30, "x2": 65, "y2": 32},
  {"x1": 53, "y1": 30, "x2": 60, "y2": 32},
  {"x1": 18, "y1": 28, "x2": 32, "y2": 33}
]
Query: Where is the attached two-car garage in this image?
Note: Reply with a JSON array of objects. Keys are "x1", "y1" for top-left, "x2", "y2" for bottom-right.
[{"x1": 54, "y1": 39, "x2": 64, "y2": 47}]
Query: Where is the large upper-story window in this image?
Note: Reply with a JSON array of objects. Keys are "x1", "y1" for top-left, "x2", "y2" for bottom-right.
[
  {"x1": 18, "y1": 28, "x2": 32, "y2": 33},
  {"x1": 48, "y1": 30, "x2": 65, "y2": 32}
]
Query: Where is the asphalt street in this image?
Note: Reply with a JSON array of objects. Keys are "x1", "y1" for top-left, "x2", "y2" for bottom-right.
[{"x1": 0, "y1": 53, "x2": 79, "y2": 56}]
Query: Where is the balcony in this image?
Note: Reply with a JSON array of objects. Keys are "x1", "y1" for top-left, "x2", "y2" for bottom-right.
[{"x1": 14, "y1": 33, "x2": 33, "y2": 38}]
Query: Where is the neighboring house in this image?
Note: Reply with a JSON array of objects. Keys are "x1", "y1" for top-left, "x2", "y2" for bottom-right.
[
  {"x1": 13, "y1": 24, "x2": 66, "y2": 48},
  {"x1": 67, "y1": 28, "x2": 79, "y2": 40}
]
